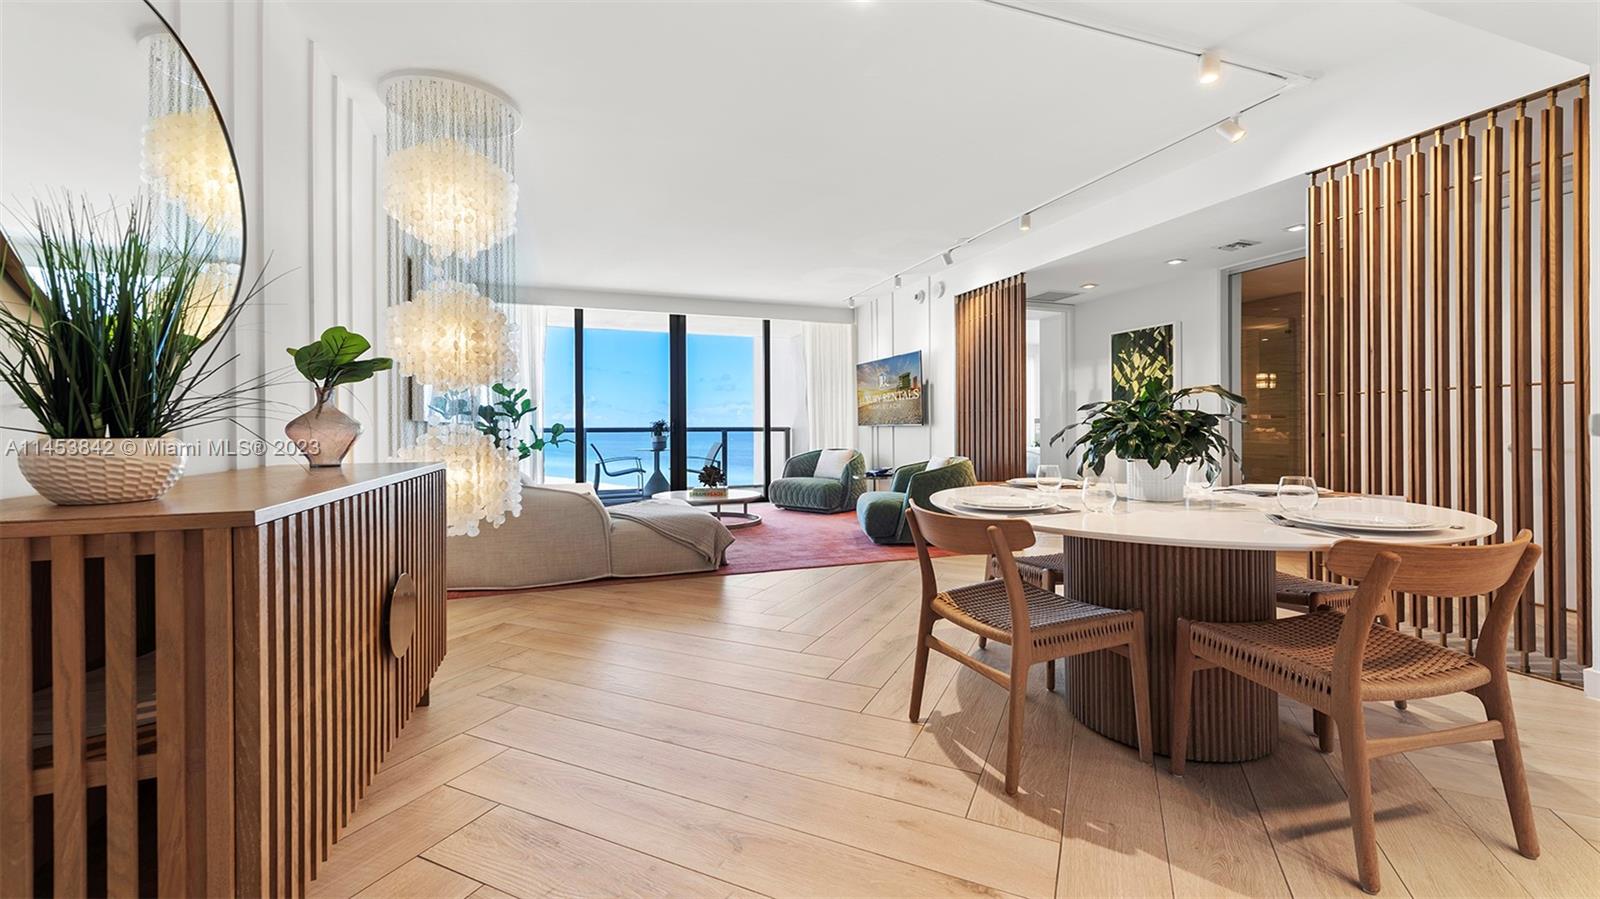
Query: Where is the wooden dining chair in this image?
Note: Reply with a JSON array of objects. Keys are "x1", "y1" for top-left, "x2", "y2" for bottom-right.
[
  {"x1": 905, "y1": 503, "x2": 1152, "y2": 794},
  {"x1": 1170, "y1": 531, "x2": 1542, "y2": 894}
]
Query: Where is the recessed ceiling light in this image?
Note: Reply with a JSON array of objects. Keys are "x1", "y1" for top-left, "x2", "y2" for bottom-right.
[
  {"x1": 1284, "y1": 223, "x2": 1306, "y2": 233},
  {"x1": 1215, "y1": 117, "x2": 1246, "y2": 143},
  {"x1": 1019, "y1": 212, "x2": 1032, "y2": 232},
  {"x1": 1165, "y1": 258, "x2": 1187, "y2": 266},
  {"x1": 1079, "y1": 282, "x2": 1098, "y2": 290},
  {"x1": 1197, "y1": 51, "x2": 1222, "y2": 86}
]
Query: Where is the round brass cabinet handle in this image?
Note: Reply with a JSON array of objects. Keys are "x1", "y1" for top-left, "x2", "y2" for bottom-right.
[{"x1": 386, "y1": 572, "x2": 418, "y2": 659}]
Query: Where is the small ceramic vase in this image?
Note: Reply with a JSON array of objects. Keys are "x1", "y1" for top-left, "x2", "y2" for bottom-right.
[{"x1": 286, "y1": 403, "x2": 362, "y2": 467}]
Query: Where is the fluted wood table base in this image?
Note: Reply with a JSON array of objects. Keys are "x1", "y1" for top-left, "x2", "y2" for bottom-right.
[{"x1": 1062, "y1": 538, "x2": 1279, "y2": 762}]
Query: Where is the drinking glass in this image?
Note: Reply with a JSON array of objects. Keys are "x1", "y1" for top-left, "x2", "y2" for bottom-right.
[
  {"x1": 1277, "y1": 475, "x2": 1319, "y2": 514},
  {"x1": 1185, "y1": 460, "x2": 1220, "y2": 501},
  {"x1": 1036, "y1": 464, "x2": 1062, "y2": 496},
  {"x1": 1082, "y1": 470, "x2": 1117, "y2": 513}
]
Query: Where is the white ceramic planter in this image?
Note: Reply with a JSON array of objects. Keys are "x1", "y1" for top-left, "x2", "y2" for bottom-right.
[
  {"x1": 16, "y1": 437, "x2": 186, "y2": 505},
  {"x1": 1125, "y1": 459, "x2": 1186, "y2": 503}
]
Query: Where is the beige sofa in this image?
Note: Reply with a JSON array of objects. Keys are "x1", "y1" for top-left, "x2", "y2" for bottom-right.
[{"x1": 447, "y1": 482, "x2": 733, "y2": 590}]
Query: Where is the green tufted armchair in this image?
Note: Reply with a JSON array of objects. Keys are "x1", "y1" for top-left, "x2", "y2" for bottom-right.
[
  {"x1": 767, "y1": 448, "x2": 866, "y2": 513},
  {"x1": 856, "y1": 457, "x2": 977, "y2": 544}
]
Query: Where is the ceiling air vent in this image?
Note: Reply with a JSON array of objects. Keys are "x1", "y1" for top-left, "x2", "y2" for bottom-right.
[
  {"x1": 1030, "y1": 291, "x2": 1079, "y2": 305},
  {"x1": 1216, "y1": 239, "x2": 1262, "y2": 252}
]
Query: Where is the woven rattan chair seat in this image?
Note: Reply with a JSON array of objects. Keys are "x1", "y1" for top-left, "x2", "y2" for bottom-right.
[
  {"x1": 933, "y1": 579, "x2": 1133, "y2": 643},
  {"x1": 1013, "y1": 552, "x2": 1068, "y2": 578},
  {"x1": 1274, "y1": 573, "x2": 1358, "y2": 609},
  {"x1": 1189, "y1": 611, "x2": 1491, "y2": 704}
]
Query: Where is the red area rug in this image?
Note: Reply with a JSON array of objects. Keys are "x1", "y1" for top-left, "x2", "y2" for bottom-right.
[
  {"x1": 717, "y1": 502, "x2": 949, "y2": 575},
  {"x1": 449, "y1": 502, "x2": 950, "y2": 599}
]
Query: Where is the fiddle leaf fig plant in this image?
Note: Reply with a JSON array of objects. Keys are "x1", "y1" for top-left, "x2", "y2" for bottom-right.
[
  {"x1": 475, "y1": 382, "x2": 568, "y2": 460},
  {"x1": 1050, "y1": 377, "x2": 1244, "y2": 476},
  {"x1": 286, "y1": 326, "x2": 392, "y2": 410}
]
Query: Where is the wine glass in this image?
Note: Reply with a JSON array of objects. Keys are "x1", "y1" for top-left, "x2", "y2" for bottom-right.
[
  {"x1": 1036, "y1": 464, "x2": 1062, "y2": 497},
  {"x1": 1277, "y1": 475, "x2": 1319, "y2": 515},
  {"x1": 1082, "y1": 469, "x2": 1117, "y2": 513}
]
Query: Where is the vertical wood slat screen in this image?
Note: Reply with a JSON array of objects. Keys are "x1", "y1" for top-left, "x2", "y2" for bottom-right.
[
  {"x1": 1304, "y1": 78, "x2": 1590, "y2": 682},
  {"x1": 955, "y1": 274, "x2": 1028, "y2": 482}
]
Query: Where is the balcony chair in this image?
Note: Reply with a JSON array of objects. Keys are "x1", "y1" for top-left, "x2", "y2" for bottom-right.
[
  {"x1": 768, "y1": 448, "x2": 865, "y2": 513},
  {"x1": 1170, "y1": 531, "x2": 1542, "y2": 894},
  {"x1": 856, "y1": 457, "x2": 975, "y2": 544},
  {"x1": 591, "y1": 444, "x2": 645, "y2": 496},
  {"x1": 905, "y1": 502, "x2": 1152, "y2": 795}
]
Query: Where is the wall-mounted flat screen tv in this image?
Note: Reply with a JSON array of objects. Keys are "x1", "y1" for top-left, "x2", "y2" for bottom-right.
[{"x1": 856, "y1": 350, "x2": 926, "y2": 426}]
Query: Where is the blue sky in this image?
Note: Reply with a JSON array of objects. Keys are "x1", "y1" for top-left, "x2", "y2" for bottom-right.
[{"x1": 542, "y1": 325, "x2": 757, "y2": 428}]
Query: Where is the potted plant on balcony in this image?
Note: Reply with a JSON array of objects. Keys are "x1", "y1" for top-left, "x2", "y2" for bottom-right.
[
  {"x1": 285, "y1": 326, "x2": 393, "y2": 466},
  {"x1": 0, "y1": 196, "x2": 267, "y2": 504},
  {"x1": 1050, "y1": 377, "x2": 1243, "y2": 503},
  {"x1": 648, "y1": 418, "x2": 668, "y2": 452}
]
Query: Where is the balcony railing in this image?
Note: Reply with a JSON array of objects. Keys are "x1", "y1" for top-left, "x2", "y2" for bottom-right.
[{"x1": 541, "y1": 425, "x2": 793, "y2": 499}]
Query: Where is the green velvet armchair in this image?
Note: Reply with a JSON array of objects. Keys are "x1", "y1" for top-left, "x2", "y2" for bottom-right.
[
  {"x1": 767, "y1": 448, "x2": 866, "y2": 513},
  {"x1": 856, "y1": 457, "x2": 977, "y2": 544}
]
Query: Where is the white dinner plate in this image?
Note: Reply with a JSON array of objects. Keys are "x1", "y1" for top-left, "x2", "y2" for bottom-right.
[
  {"x1": 957, "y1": 494, "x2": 1057, "y2": 512},
  {"x1": 1280, "y1": 509, "x2": 1447, "y2": 532}
]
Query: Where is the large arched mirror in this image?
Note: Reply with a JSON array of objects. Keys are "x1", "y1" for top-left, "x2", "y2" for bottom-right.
[{"x1": 0, "y1": 0, "x2": 244, "y2": 334}]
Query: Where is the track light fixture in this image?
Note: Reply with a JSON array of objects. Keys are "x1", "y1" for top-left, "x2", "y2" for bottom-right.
[
  {"x1": 1215, "y1": 117, "x2": 1246, "y2": 143},
  {"x1": 1197, "y1": 51, "x2": 1222, "y2": 86},
  {"x1": 893, "y1": 274, "x2": 902, "y2": 288},
  {"x1": 942, "y1": 249, "x2": 955, "y2": 266},
  {"x1": 1019, "y1": 212, "x2": 1032, "y2": 232}
]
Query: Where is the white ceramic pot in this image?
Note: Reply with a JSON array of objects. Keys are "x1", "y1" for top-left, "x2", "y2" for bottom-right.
[
  {"x1": 16, "y1": 437, "x2": 186, "y2": 505},
  {"x1": 1125, "y1": 459, "x2": 1186, "y2": 503}
]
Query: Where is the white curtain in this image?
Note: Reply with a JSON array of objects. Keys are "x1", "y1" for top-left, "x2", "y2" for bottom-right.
[
  {"x1": 803, "y1": 322, "x2": 855, "y2": 451},
  {"x1": 506, "y1": 303, "x2": 547, "y2": 482}
]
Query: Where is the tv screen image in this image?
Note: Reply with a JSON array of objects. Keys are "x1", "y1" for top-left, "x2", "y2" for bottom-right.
[{"x1": 856, "y1": 350, "x2": 926, "y2": 426}]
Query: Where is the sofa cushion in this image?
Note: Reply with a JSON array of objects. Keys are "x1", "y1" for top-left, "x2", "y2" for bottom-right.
[
  {"x1": 856, "y1": 491, "x2": 907, "y2": 541},
  {"x1": 813, "y1": 448, "x2": 855, "y2": 480},
  {"x1": 769, "y1": 476, "x2": 845, "y2": 511}
]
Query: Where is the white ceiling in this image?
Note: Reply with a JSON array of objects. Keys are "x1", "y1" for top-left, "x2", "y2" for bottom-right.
[
  {"x1": 1026, "y1": 176, "x2": 1305, "y2": 302},
  {"x1": 287, "y1": 0, "x2": 1286, "y2": 306}
]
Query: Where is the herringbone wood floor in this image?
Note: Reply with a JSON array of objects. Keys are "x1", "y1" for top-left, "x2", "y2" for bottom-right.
[{"x1": 309, "y1": 553, "x2": 1600, "y2": 898}]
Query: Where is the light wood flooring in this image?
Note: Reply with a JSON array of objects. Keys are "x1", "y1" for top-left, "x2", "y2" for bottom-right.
[{"x1": 312, "y1": 553, "x2": 1600, "y2": 898}]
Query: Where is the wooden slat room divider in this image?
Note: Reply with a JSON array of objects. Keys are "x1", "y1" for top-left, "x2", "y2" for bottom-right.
[
  {"x1": 955, "y1": 274, "x2": 1028, "y2": 482},
  {"x1": 1304, "y1": 78, "x2": 1590, "y2": 683}
]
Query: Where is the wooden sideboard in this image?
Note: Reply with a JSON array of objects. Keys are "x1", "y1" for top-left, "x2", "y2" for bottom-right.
[{"x1": 0, "y1": 463, "x2": 447, "y2": 897}]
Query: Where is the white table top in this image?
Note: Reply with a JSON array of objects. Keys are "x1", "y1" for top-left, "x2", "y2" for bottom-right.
[
  {"x1": 927, "y1": 485, "x2": 1497, "y2": 552},
  {"x1": 657, "y1": 488, "x2": 761, "y2": 505}
]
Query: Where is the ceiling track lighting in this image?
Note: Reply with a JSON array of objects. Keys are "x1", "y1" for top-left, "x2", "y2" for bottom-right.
[
  {"x1": 1019, "y1": 212, "x2": 1032, "y2": 232},
  {"x1": 1197, "y1": 51, "x2": 1222, "y2": 86},
  {"x1": 893, "y1": 274, "x2": 903, "y2": 288},
  {"x1": 1215, "y1": 117, "x2": 1247, "y2": 143},
  {"x1": 942, "y1": 249, "x2": 955, "y2": 266}
]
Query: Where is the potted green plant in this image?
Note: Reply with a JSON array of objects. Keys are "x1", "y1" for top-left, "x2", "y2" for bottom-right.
[
  {"x1": 474, "y1": 382, "x2": 568, "y2": 459},
  {"x1": 1050, "y1": 378, "x2": 1243, "y2": 503},
  {"x1": 285, "y1": 326, "x2": 392, "y2": 466},
  {"x1": 694, "y1": 462, "x2": 727, "y2": 498},
  {"x1": 648, "y1": 418, "x2": 668, "y2": 452},
  {"x1": 0, "y1": 196, "x2": 266, "y2": 504}
]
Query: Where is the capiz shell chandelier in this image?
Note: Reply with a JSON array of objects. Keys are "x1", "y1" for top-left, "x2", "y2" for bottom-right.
[
  {"x1": 142, "y1": 34, "x2": 242, "y2": 237},
  {"x1": 396, "y1": 424, "x2": 521, "y2": 537},
  {"x1": 387, "y1": 279, "x2": 519, "y2": 391},
  {"x1": 383, "y1": 75, "x2": 520, "y2": 265}
]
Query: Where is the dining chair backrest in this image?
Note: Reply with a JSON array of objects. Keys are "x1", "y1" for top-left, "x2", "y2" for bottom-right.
[
  {"x1": 1326, "y1": 530, "x2": 1541, "y2": 671},
  {"x1": 904, "y1": 500, "x2": 1036, "y2": 556}
]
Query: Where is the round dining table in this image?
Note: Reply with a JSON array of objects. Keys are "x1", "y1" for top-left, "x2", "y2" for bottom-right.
[{"x1": 928, "y1": 484, "x2": 1497, "y2": 762}]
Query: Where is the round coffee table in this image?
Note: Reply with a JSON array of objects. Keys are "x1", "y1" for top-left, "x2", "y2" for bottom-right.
[{"x1": 656, "y1": 488, "x2": 763, "y2": 529}]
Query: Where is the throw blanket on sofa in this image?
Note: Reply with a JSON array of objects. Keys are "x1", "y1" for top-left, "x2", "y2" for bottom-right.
[{"x1": 609, "y1": 499, "x2": 734, "y2": 565}]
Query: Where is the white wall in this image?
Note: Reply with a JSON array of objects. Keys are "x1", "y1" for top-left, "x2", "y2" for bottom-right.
[
  {"x1": 1063, "y1": 269, "x2": 1226, "y2": 473},
  {"x1": 853, "y1": 276, "x2": 956, "y2": 469}
]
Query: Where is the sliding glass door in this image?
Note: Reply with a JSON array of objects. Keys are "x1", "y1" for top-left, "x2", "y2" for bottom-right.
[
  {"x1": 684, "y1": 314, "x2": 767, "y2": 489},
  {"x1": 583, "y1": 310, "x2": 673, "y2": 498}
]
